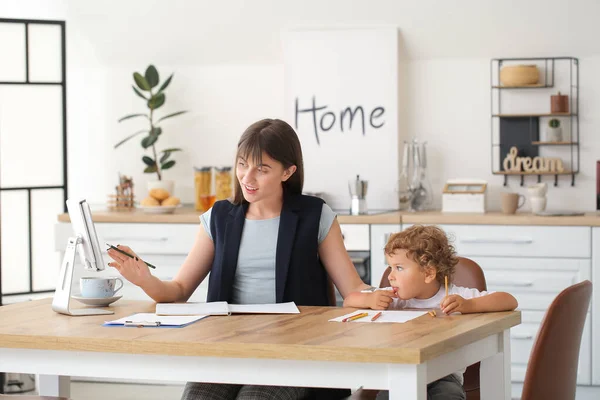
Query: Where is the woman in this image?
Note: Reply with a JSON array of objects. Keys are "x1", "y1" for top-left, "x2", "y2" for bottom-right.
[{"x1": 108, "y1": 118, "x2": 371, "y2": 399}]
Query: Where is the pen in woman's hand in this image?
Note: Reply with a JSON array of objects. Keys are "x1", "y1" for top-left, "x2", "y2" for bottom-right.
[{"x1": 106, "y1": 243, "x2": 157, "y2": 269}]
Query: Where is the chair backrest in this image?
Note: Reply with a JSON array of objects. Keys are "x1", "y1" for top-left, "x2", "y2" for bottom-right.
[
  {"x1": 378, "y1": 256, "x2": 487, "y2": 398},
  {"x1": 521, "y1": 280, "x2": 592, "y2": 400},
  {"x1": 379, "y1": 256, "x2": 487, "y2": 292}
]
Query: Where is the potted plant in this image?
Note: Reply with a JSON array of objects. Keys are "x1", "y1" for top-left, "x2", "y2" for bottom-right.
[
  {"x1": 115, "y1": 65, "x2": 188, "y2": 196},
  {"x1": 546, "y1": 118, "x2": 562, "y2": 142}
]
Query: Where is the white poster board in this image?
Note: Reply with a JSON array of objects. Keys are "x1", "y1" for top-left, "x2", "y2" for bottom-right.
[{"x1": 283, "y1": 28, "x2": 399, "y2": 211}]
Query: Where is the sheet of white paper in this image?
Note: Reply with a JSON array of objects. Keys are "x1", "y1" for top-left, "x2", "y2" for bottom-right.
[
  {"x1": 329, "y1": 310, "x2": 428, "y2": 323},
  {"x1": 156, "y1": 301, "x2": 229, "y2": 316},
  {"x1": 105, "y1": 313, "x2": 208, "y2": 326},
  {"x1": 228, "y1": 302, "x2": 300, "y2": 314}
]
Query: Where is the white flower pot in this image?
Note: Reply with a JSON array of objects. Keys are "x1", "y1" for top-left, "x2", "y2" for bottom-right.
[
  {"x1": 147, "y1": 180, "x2": 174, "y2": 196},
  {"x1": 546, "y1": 126, "x2": 562, "y2": 142}
]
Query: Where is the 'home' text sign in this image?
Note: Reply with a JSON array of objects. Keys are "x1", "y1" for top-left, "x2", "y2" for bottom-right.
[{"x1": 283, "y1": 28, "x2": 399, "y2": 210}]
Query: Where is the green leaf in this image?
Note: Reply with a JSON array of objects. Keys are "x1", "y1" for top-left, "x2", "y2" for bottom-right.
[
  {"x1": 151, "y1": 127, "x2": 162, "y2": 136},
  {"x1": 133, "y1": 72, "x2": 150, "y2": 91},
  {"x1": 132, "y1": 86, "x2": 148, "y2": 100},
  {"x1": 147, "y1": 92, "x2": 166, "y2": 110},
  {"x1": 145, "y1": 65, "x2": 159, "y2": 88},
  {"x1": 161, "y1": 160, "x2": 176, "y2": 170},
  {"x1": 156, "y1": 110, "x2": 188, "y2": 123},
  {"x1": 161, "y1": 148, "x2": 182, "y2": 153},
  {"x1": 117, "y1": 113, "x2": 147, "y2": 123},
  {"x1": 142, "y1": 156, "x2": 155, "y2": 166},
  {"x1": 158, "y1": 74, "x2": 173, "y2": 92},
  {"x1": 114, "y1": 129, "x2": 147, "y2": 148},
  {"x1": 159, "y1": 152, "x2": 170, "y2": 163},
  {"x1": 144, "y1": 165, "x2": 158, "y2": 173},
  {"x1": 141, "y1": 134, "x2": 158, "y2": 149}
]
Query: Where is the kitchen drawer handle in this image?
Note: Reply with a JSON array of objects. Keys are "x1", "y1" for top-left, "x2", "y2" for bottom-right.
[
  {"x1": 460, "y1": 237, "x2": 533, "y2": 244},
  {"x1": 488, "y1": 281, "x2": 534, "y2": 287},
  {"x1": 511, "y1": 334, "x2": 534, "y2": 340},
  {"x1": 104, "y1": 237, "x2": 169, "y2": 243}
]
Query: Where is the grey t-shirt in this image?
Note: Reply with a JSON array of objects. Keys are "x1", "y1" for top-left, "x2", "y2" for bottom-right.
[{"x1": 200, "y1": 203, "x2": 336, "y2": 304}]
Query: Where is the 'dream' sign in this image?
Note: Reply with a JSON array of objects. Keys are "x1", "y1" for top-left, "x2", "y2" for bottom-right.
[{"x1": 282, "y1": 28, "x2": 399, "y2": 210}]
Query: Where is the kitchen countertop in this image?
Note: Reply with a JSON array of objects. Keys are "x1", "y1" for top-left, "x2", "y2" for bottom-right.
[{"x1": 57, "y1": 207, "x2": 600, "y2": 226}]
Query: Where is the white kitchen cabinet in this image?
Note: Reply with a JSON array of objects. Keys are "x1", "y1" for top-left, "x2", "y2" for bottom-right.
[
  {"x1": 369, "y1": 224, "x2": 401, "y2": 287},
  {"x1": 54, "y1": 222, "x2": 208, "y2": 302},
  {"x1": 339, "y1": 224, "x2": 370, "y2": 251},
  {"x1": 402, "y1": 223, "x2": 594, "y2": 389}
]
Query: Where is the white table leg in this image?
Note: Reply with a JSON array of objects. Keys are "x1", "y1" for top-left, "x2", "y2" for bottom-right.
[
  {"x1": 481, "y1": 330, "x2": 511, "y2": 400},
  {"x1": 38, "y1": 375, "x2": 70, "y2": 397},
  {"x1": 388, "y1": 363, "x2": 427, "y2": 400}
]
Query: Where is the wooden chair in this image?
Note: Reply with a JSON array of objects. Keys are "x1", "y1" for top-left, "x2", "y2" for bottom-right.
[
  {"x1": 348, "y1": 256, "x2": 487, "y2": 400},
  {"x1": 520, "y1": 280, "x2": 592, "y2": 400}
]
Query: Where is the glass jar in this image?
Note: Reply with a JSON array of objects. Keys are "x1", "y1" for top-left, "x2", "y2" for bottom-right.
[
  {"x1": 215, "y1": 167, "x2": 233, "y2": 201},
  {"x1": 194, "y1": 166, "x2": 215, "y2": 212}
]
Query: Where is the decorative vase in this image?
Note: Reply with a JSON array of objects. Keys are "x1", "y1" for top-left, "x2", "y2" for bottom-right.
[
  {"x1": 500, "y1": 65, "x2": 539, "y2": 86},
  {"x1": 147, "y1": 180, "x2": 175, "y2": 196},
  {"x1": 551, "y1": 92, "x2": 569, "y2": 113},
  {"x1": 546, "y1": 126, "x2": 563, "y2": 142}
]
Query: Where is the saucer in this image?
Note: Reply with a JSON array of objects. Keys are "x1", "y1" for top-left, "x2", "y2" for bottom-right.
[
  {"x1": 72, "y1": 295, "x2": 122, "y2": 307},
  {"x1": 138, "y1": 205, "x2": 181, "y2": 214}
]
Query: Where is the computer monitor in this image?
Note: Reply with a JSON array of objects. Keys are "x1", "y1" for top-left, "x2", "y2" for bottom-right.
[
  {"x1": 52, "y1": 198, "x2": 113, "y2": 316},
  {"x1": 66, "y1": 198, "x2": 105, "y2": 272}
]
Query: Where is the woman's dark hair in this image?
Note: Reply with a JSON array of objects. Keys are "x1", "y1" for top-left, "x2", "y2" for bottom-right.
[{"x1": 232, "y1": 119, "x2": 304, "y2": 204}]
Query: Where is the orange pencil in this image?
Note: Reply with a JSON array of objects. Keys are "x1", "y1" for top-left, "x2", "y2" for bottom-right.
[
  {"x1": 342, "y1": 312, "x2": 369, "y2": 322},
  {"x1": 445, "y1": 275, "x2": 449, "y2": 297},
  {"x1": 371, "y1": 311, "x2": 383, "y2": 321}
]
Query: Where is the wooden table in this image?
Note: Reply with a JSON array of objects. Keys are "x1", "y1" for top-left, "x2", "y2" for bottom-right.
[{"x1": 0, "y1": 299, "x2": 520, "y2": 400}]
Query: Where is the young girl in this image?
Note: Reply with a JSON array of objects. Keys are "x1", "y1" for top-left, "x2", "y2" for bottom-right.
[
  {"x1": 108, "y1": 118, "x2": 369, "y2": 400},
  {"x1": 344, "y1": 224, "x2": 518, "y2": 400}
]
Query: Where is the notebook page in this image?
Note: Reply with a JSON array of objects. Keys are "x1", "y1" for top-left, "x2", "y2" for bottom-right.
[
  {"x1": 156, "y1": 301, "x2": 230, "y2": 316},
  {"x1": 329, "y1": 310, "x2": 427, "y2": 323},
  {"x1": 228, "y1": 302, "x2": 300, "y2": 314}
]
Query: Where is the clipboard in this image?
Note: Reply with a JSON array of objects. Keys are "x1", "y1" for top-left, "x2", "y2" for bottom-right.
[{"x1": 103, "y1": 313, "x2": 208, "y2": 328}]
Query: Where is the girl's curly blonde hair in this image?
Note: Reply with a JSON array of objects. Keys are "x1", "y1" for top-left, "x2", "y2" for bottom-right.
[{"x1": 384, "y1": 225, "x2": 459, "y2": 284}]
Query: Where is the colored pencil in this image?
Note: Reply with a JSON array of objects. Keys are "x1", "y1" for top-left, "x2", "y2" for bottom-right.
[
  {"x1": 342, "y1": 312, "x2": 369, "y2": 322},
  {"x1": 445, "y1": 275, "x2": 448, "y2": 297},
  {"x1": 371, "y1": 311, "x2": 383, "y2": 321}
]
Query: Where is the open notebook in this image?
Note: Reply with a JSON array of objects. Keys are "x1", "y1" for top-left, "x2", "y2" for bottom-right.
[{"x1": 156, "y1": 301, "x2": 300, "y2": 316}]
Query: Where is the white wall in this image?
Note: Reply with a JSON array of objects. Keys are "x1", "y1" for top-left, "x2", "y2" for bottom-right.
[{"x1": 2, "y1": 0, "x2": 600, "y2": 212}]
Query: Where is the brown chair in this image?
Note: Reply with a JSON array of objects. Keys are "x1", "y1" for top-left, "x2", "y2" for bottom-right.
[
  {"x1": 348, "y1": 256, "x2": 487, "y2": 400},
  {"x1": 520, "y1": 280, "x2": 592, "y2": 400}
]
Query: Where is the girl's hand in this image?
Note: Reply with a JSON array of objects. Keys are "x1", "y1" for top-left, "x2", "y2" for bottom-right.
[
  {"x1": 441, "y1": 294, "x2": 472, "y2": 314},
  {"x1": 107, "y1": 245, "x2": 152, "y2": 287},
  {"x1": 368, "y1": 290, "x2": 397, "y2": 310}
]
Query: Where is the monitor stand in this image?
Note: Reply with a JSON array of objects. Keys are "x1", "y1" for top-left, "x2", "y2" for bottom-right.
[{"x1": 52, "y1": 236, "x2": 114, "y2": 316}]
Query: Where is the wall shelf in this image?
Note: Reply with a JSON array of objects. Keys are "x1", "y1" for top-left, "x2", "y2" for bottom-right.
[
  {"x1": 492, "y1": 84, "x2": 552, "y2": 89},
  {"x1": 490, "y1": 56, "x2": 579, "y2": 187},
  {"x1": 493, "y1": 113, "x2": 575, "y2": 118},
  {"x1": 531, "y1": 141, "x2": 578, "y2": 146}
]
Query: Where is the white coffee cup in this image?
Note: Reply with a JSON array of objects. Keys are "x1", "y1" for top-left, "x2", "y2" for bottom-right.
[
  {"x1": 527, "y1": 182, "x2": 548, "y2": 198},
  {"x1": 530, "y1": 196, "x2": 547, "y2": 214},
  {"x1": 80, "y1": 277, "x2": 123, "y2": 298}
]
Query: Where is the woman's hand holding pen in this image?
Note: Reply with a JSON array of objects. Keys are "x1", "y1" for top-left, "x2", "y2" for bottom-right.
[
  {"x1": 107, "y1": 245, "x2": 152, "y2": 287},
  {"x1": 367, "y1": 289, "x2": 397, "y2": 310}
]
